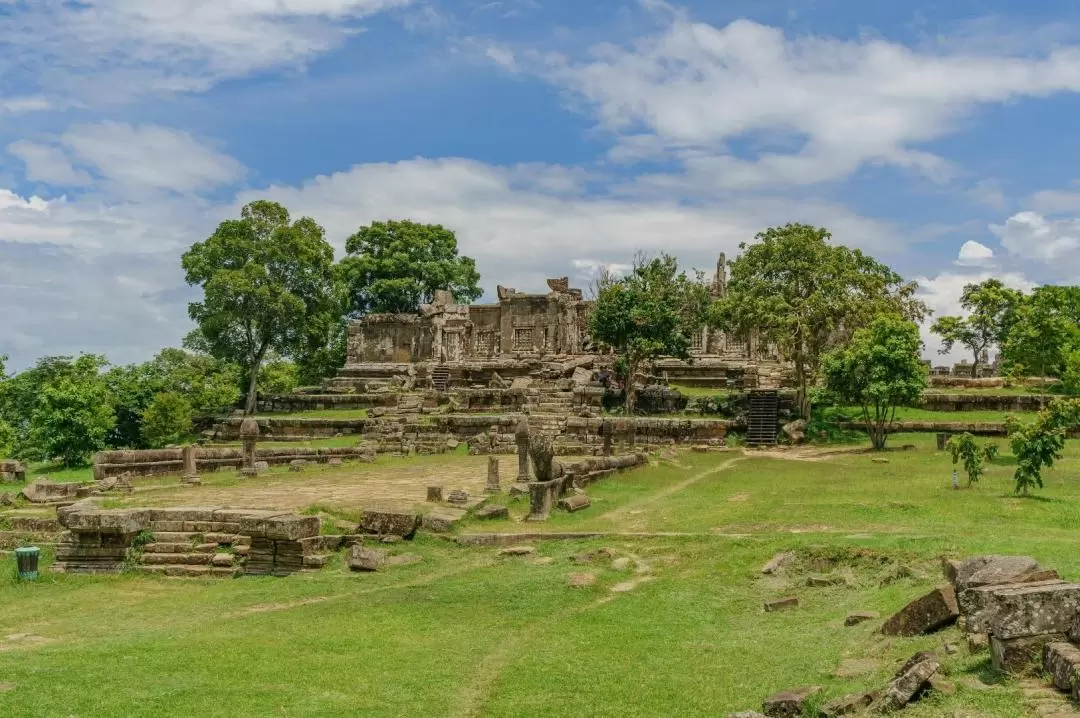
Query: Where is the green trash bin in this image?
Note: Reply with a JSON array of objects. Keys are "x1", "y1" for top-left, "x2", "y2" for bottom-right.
[{"x1": 14, "y1": 546, "x2": 39, "y2": 580}]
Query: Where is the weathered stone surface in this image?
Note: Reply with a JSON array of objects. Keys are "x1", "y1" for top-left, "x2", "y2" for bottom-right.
[
  {"x1": 762, "y1": 686, "x2": 822, "y2": 718},
  {"x1": 508, "y1": 482, "x2": 529, "y2": 498},
  {"x1": 807, "y1": 575, "x2": 844, "y2": 587},
  {"x1": 0, "y1": 459, "x2": 26, "y2": 482},
  {"x1": 288, "y1": 459, "x2": 306, "y2": 472},
  {"x1": 761, "y1": 551, "x2": 796, "y2": 575},
  {"x1": 359, "y1": 510, "x2": 420, "y2": 539},
  {"x1": 567, "y1": 572, "x2": 596, "y2": 588},
  {"x1": 845, "y1": 611, "x2": 880, "y2": 626},
  {"x1": 475, "y1": 504, "x2": 508, "y2": 521},
  {"x1": 557, "y1": 493, "x2": 590, "y2": 512},
  {"x1": 764, "y1": 596, "x2": 799, "y2": 612},
  {"x1": 992, "y1": 633, "x2": 1066, "y2": 675},
  {"x1": 238, "y1": 514, "x2": 319, "y2": 541},
  {"x1": 880, "y1": 585, "x2": 958, "y2": 636},
  {"x1": 873, "y1": 652, "x2": 939, "y2": 713},
  {"x1": 347, "y1": 544, "x2": 385, "y2": 572},
  {"x1": 782, "y1": 419, "x2": 807, "y2": 445},
  {"x1": 328, "y1": 457, "x2": 344, "y2": 467},
  {"x1": 927, "y1": 676, "x2": 956, "y2": 696},
  {"x1": 253, "y1": 461, "x2": 269, "y2": 474},
  {"x1": 426, "y1": 485, "x2": 443, "y2": 502},
  {"x1": 211, "y1": 553, "x2": 234, "y2": 567},
  {"x1": 499, "y1": 545, "x2": 535, "y2": 556},
  {"x1": 62, "y1": 508, "x2": 151, "y2": 535},
  {"x1": 821, "y1": 692, "x2": 876, "y2": 717},
  {"x1": 446, "y1": 489, "x2": 469, "y2": 506},
  {"x1": 1044, "y1": 642, "x2": 1080, "y2": 691},
  {"x1": 420, "y1": 511, "x2": 464, "y2": 533},
  {"x1": 21, "y1": 478, "x2": 81, "y2": 503},
  {"x1": 988, "y1": 582, "x2": 1080, "y2": 640},
  {"x1": 967, "y1": 632, "x2": 989, "y2": 652},
  {"x1": 952, "y1": 555, "x2": 1040, "y2": 591},
  {"x1": 727, "y1": 713, "x2": 768, "y2": 718},
  {"x1": 960, "y1": 579, "x2": 1065, "y2": 634}
]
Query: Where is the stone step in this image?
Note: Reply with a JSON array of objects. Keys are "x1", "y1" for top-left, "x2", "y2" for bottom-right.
[
  {"x1": 141, "y1": 552, "x2": 214, "y2": 566},
  {"x1": 137, "y1": 565, "x2": 239, "y2": 578},
  {"x1": 149, "y1": 531, "x2": 249, "y2": 546}
]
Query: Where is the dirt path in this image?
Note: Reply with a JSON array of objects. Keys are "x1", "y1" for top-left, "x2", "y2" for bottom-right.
[{"x1": 600, "y1": 457, "x2": 744, "y2": 525}]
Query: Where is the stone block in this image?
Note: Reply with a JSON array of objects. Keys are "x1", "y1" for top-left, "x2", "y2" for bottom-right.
[
  {"x1": 960, "y1": 579, "x2": 1065, "y2": 634},
  {"x1": 426, "y1": 486, "x2": 443, "y2": 502},
  {"x1": 844, "y1": 611, "x2": 879, "y2": 626},
  {"x1": 1044, "y1": 642, "x2": 1080, "y2": 691},
  {"x1": 761, "y1": 551, "x2": 796, "y2": 575},
  {"x1": 880, "y1": 585, "x2": 958, "y2": 636},
  {"x1": 557, "y1": 493, "x2": 590, "y2": 512},
  {"x1": 420, "y1": 511, "x2": 465, "y2": 533},
  {"x1": 992, "y1": 633, "x2": 1066, "y2": 675},
  {"x1": 238, "y1": 514, "x2": 320, "y2": 541},
  {"x1": 988, "y1": 582, "x2": 1080, "y2": 640},
  {"x1": 952, "y1": 555, "x2": 1039, "y2": 591},
  {"x1": 63, "y1": 509, "x2": 151, "y2": 535},
  {"x1": 873, "y1": 652, "x2": 939, "y2": 713},
  {"x1": 821, "y1": 692, "x2": 876, "y2": 717},
  {"x1": 764, "y1": 597, "x2": 799, "y2": 612},
  {"x1": 762, "y1": 686, "x2": 821, "y2": 718},
  {"x1": 475, "y1": 504, "x2": 509, "y2": 520},
  {"x1": 498, "y1": 545, "x2": 535, "y2": 556},
  {"x1": 347, "y1": 544, "x2": 385, "y2": 572},
  {"x1": 359, "y1": 510, "x2": 420, "y2": 539}
]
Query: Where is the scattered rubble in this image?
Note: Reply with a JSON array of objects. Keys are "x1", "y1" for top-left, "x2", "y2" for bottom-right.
[
  {"x1": 844, "y1": 611, "x2": 879, "y2": 626},
  {"x1": 761, "y1": 551, "x2": 796, "y2": 575},
  {"x1": 764, "y1": 597, "x2": 799, "y2": 612},
  {"x1": 347, "y1": 544, "x2": 385, "y2": 572},
  {"x1": 762, "y1": 686, "x2": 821, "y2": 717},
  {"x1": 880, "y1": 585, "x2": 958, "y2": 636}
]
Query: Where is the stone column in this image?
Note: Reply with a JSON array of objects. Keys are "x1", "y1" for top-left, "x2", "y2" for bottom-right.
[
  {"x1": 181, "y1": 445, "x2": 200, "y2": 485},
  {"x1": 239, "y1": 418, "x2": 259, "y2": 477},
  {"x1": 600, "y1": 419, "x2": 613, "y2": 457},
  {"x1": 488, "y1": 424, "x2": 499, "y2": 453},
  {"x1": 515, "y1": 414, "x2": 531, "y2": 481},
  {"x1": 485, "y1": 456, "x2": 501, "y2": 494},
  {"x1": 526, "y1": 480, "x2": 555, "y2": 522}
]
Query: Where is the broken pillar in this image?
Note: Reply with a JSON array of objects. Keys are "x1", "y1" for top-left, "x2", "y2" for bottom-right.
[
  {"x1": 601, "y1": 419, "x2": 613, "y2": 457},
  {"x1": 239, "y1": 418, "x2": 259, "y2": 477},
  {"x1": 181, "y1": 445, "x2": 200, "y2": 485},
  {"x1": 485, "y1": 456, "x2": 501, "y2": 494},
  {"x1": 515, "y1": 414, "x2": 531, "y2": 481},
  {"x1": 526, "y1": 479, "x2": 558, "y2": 522}
]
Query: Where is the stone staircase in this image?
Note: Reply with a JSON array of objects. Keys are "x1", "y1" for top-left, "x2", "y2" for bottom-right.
[
  {"x1": 138, "y1": 530, "x2": 249, "y2": 577},
  {"x1": 530, "y1": 390, "x2": 575, "y2": 414},
  {"x1": 746, "y1": 389, "x2": 779, "y2": 446}
]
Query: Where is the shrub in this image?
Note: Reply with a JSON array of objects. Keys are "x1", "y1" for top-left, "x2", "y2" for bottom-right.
[
  {"x1": 141, "y1": 392, "x2": 194, "y2": 448},
  {"x1": 945, "y1": 433, "x2": 998, "y2": 487}
]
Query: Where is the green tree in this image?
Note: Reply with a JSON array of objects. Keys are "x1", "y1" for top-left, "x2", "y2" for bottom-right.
[
  {"x1": 1006, "y1": 398, "x2": 1080, "y2": 495},
  {"x1": 589, "y1": 254, "x2": 710, "y2": 415},
  {"x1": 339, "y1": 220, "x2": 482, "y2": 316},
  {"x1": 945, "y1": 433, "x2": 998, "y2": 487},
  {"x1": 712, "y1": 224, "x2": 927, "y2": 418},
  {"x1": 930, "y1": 279, "x2": 1022, "y2": 377},
  {"x1": 1001, "y1": 286, "x2": 1080, "y2": 378},
  {"x1": 0, "y1": 418, "x2": 13, "y2": 458},
  {"x1": 26, "y1": 358, "x2": 116, "y2": 466},
  {"x1": 141, "y1": 392, "x2": 194, "y2": 448},
  {"x1": 257, "y1": 355, "x2": 300, "y2": 397},
  {"x1": 822, "y1": 316, "x2": 928, "y2": 450},
  {"x1": 182, "y1": 200, "x2": 337, "y2": 414}
]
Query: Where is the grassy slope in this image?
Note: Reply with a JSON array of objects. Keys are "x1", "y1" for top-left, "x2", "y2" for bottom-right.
[{"x1": 0, "y1": 432, "x2": 1077, "y2": 715}]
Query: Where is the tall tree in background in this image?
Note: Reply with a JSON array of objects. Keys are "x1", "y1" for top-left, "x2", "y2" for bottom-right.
[
  {"x1": 589, "y1": 254, "x2": 710, "y2": 415},
  {"x1": 1000, "y1": 286, "x2": 1080, "y2": 378},
  {"x1": 823, "y1": 316, "x2": 928, "y2": 450},
  {"x1": 182, "y1": 201, "x2": 337, "y2": 415},
  {"x1": 712, "y1": 223, "x2": 927, "y2": 419},
  {"x1": 338, "y1": 220, "x2": 482, "y2": 316},
  {"x1": 930, "y1": 279, "x2": 1022, "y2": 377}
]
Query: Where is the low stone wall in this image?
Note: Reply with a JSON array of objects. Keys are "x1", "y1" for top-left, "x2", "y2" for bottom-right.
[
  {"x1": 837, "y1": 420, "x2": 1020, "y2": 437},
  {"x1": 52, "y1": 505, "x2": 321, "y2": 577},
  {"x1": 214, "y1": 417, "x2": 368, "y2": 442},
  {"x1": 256, "y1": 392, "x2": 398, "y2": 413},
  {"x1": 92, "y1": 446, "x2": 375, "y2": 480},
  {"x1": 918, "y1": 393, "x2": 1054, "y2": 413}
]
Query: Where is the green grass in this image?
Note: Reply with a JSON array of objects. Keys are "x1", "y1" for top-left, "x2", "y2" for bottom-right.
[
  {"x1": 7, "y1": 434, "x2": 1080, "y2": 715},
  {"x1": 670, "y1": 384, "x2": 740, "y2": 398},
  {"x1": 822, "y1": 406, "x2": 1035, "y2": 424}
]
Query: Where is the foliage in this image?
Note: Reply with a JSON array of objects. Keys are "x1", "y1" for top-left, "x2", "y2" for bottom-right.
[
  {"x1": 1006, "y1": 398, "x2": 1080, "y2": 495},
  {"x1": 182, "y1": 200, "x2": 338, "y2": 414},
  {"x1": 339, "y1": 220, "x2": 482, "y2": 316},
  {"x1": 0, "y1": 418, "x2": 12, "y2": 458},
  {"x1": 822, "y1": 316, "x2": 928, "y2": 450},
  {"x1": 946, "y1": 433, "x2": 999, "y2": 487},
  {"x1": 294, "y1": 314, "x2": 348, "y2": 386},
  {"x1": 1061, "y1": 349, "x2": 1080, "y2": 396},
  {"x1": 26, "y1": 363, "x2": 116, "y2": 467},
  {"x1": 712, "y1": 223, "x2": 927, "y2": 418},
  {"x1": 588, "y1": 254, "x2": 711, "y2": 414},
  {"x1": 694, "y1": 394, "x2": 741, "y2": 418},
  {"x1": 141, "y1": 392, "x2": 194, "y2": 448},
  {"x1": 257, "y1": 355, "x2": 300, "y2": 397},
  {"x1": 1000, "y1": 286, "x2": 1080, "y2": 377},
  {"x1": 930, "y1": 279, "x2": 1023, "y2": 377}
]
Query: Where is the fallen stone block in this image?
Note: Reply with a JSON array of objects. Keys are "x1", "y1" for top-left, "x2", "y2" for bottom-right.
[
  {"x1": 446, "y1": 489, "x2": 469, "y2": 506},
  {"x1": 359, "y1": 510, "x2": 419, "y2": 539},
  {"x1": 761, "y1": 551, "x2": 796, "y2": 575},
  {"x1": 475, "y1": 504, "x2": 509, "y2": 520},
  {"x1": 960, "y1": 579, "x2": 1066, "y2": 634},
  {"x1": 989, "y1": 583, "x2": 1080, "y2": 640},
  {"x1": 845, "y1": 611, "x2": 879, "y2": 626},
  {"x1": 762, "y1": 686, "x2": 822, "y2": 718},
  {"x1": 420, "y1": 511, "x2": 465, "y2": 533},
  {"x1": 764, "y1": 597, "x2": 799, "y2": 613},
  {"x1": 1044, "y1": 642, "x2": 1080, "y2": 692},
  {"x1": 498, "y1": 545, "x2": 535, "y2": 556},
  {"x1": 253, "y1": 461, "x2": 269, "y2": 474},
  {"x1": 807, "y1": 575, "x2": 844, "y2": 587},
  {"x1": 347, "y1": 544, "x2": 385, "y2": 572},
  {"x1": 289, "y1": 459, "x2": 306, "y2": 472},
  {"x1": 327, "y1": 457, "x2": 344, "y2": 467},
  {"x1": 992, "y1": 633, "x2": 1066, "y2": 675},
  {"x1": 927, "y1": 676, "x2": 956, "y2": 696},
  {"x1": 951, "y1": 555, "x2": 1040, "y2": 591},
  {"x1": 557, "y1": 493, "x2": 590, "y2": 512},
  {"x1": 21, "y1": 478, "x2": 82, "y2": 504},
  {"x1": 238, "y1": 514, "x2": 320, "y2": 541},
  {"x1": 872, "y1": 652, "x2": 939, "y2": 713},
  {"x1": 881, "y1": 585, "x2": 958, "y2": 636},
  {"x1": 821, "y1": 692, "x2": 877, "y2": 717},
  {"x1": 567, "y1": 572, "x2": 596, "y2": 588}
]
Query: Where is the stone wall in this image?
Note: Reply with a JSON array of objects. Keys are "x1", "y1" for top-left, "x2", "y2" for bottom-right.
[
  {"x1": 92, "y1": 446, "x2": 374, "y2": 480},
  {"x1": 918, "y1": 393, "x2": 1055, "y2": 413}
]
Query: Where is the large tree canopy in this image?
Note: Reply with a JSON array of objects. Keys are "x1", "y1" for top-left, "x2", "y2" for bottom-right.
[
  {"x1": 589, "y1": 254, "x2": 710, "y2": 415},
  {"x1": 1000, "y1": 286, "x2": 1080, "y2": 378},
  {"x1": 823, "y1": 316, "x2": 928, "y2": 450},
  {"x1": 182, "y1": 200, "x2": 337, "y2": 414},
  {"x1": 711, "y1": 223, "x2": 927, "y2": 419},
  {"x1": 930, "y1": 279, "x2": 1022, "y2": 377},
  {"x1": 339, "y1": 220, "x2": 482, "y2": 316}
]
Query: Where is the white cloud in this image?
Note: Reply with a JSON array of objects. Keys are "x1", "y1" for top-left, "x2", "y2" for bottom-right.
[
  {"x1": 0, "y1": 96, "x2": 51, "y2": 114},
  {"x1": 0, "y1": 0, "x2": 414, "y2": 103},
  {"x1": 956, "y1": 239, "x2": 994, "y2": 267},
  {"x1": 7, "y1": 140, "x2": 92, "y2": 187},
  {"x1": 990, "y1": 211, "x2": 1080, "y2": 261},
  {"x1": 485, "y1": 46, "x2": 518, "y2": 72},
  {"x1": 59, "y1": 122, "x2": 246, "y2": 194},
  {"x1": 505, "y1": 11, "x2": 1080, "y2": 189}
]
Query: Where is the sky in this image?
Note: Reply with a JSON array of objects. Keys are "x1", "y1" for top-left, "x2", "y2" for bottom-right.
[{"x1": 3, "y1": 0, "x2": 1080, "y2": 370}]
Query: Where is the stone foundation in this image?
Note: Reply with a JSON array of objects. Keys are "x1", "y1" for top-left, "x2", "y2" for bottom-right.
[{"x1": 93, "y1": 446, "x2": 375, "y2": 480}]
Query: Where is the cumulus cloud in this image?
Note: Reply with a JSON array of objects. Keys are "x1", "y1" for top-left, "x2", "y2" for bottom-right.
[
  {"x1": 501, "y1": 10, "x2": 1080, "y2": 189},
  {"x1": 956, "y1": 240, "x2": 995, "y2": 267},
  {"x1": 990, "y1": 211, "x2": 1080, "y2": 261},
  {"x1": 7, "y1": 141, "x2": 92, "y2": 187}
]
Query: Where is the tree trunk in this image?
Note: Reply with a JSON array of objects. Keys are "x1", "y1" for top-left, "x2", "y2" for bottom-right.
[
  {"x1": 794, "y1": 359, "x2": 811, "y2": 420},
  {"x1": 244, "y1": 345, "x2": 269, "y2": 415},
  {"x1": 625, "y1": 357, "x2": 638, "y2": 448},
  {"x1": 971, "y1": 354, "x2": 980, "y2": 378}
]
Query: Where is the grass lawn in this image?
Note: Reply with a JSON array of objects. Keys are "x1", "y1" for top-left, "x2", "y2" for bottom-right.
[
  {"x1": 5, "y1": 433, "x2": 1080, "y2": 715},
  {"x1": 823, "y1": 406, "x2": 1035, "y2": 424}
]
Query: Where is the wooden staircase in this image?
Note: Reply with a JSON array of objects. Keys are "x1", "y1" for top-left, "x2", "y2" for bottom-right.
[
  {"x1": 746, "y1": 390, "x2": 779, "y2": 446},
  {"x1": 430, "y1": 364, "x2": 450, "y2": 392}
]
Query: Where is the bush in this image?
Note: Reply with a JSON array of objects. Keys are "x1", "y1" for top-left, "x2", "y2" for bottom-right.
[
  {"x1": 28, "y1": 377, "x2": 116, "y2": 466},
  {"x1": 141, "y1": 392, "x2": 194, "y2": 448},
  {"x1": 945, "y1": 433, "x2": 998, "y2": 487}
]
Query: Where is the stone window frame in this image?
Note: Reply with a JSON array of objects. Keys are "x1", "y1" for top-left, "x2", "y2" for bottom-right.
[{"x1": 513, "y1": 327, "x2": 534, "y2": 352}]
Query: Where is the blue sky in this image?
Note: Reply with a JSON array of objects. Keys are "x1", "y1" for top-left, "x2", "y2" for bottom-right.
[{"x1": 3, "y1": 0, "x2": 1080, "y2": 369}]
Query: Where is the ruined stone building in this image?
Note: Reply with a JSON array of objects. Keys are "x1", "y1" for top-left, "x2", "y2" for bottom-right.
[{"x1": 342, "y1": 254, "x2": 788, "y2": 389}]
